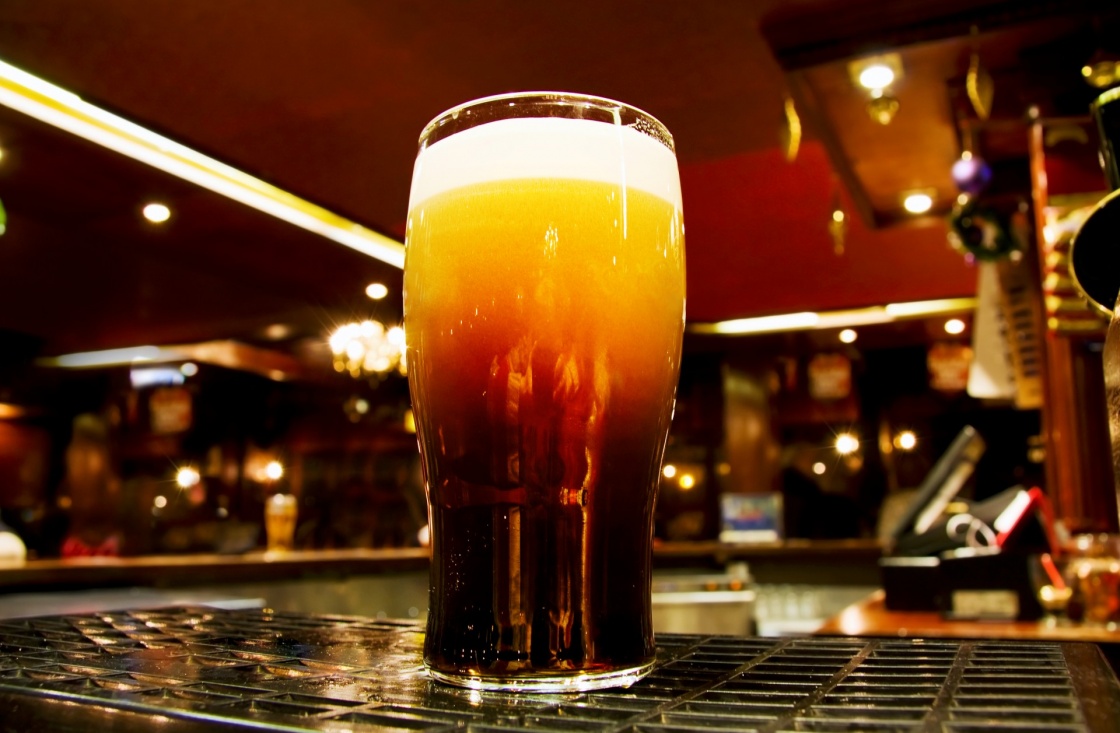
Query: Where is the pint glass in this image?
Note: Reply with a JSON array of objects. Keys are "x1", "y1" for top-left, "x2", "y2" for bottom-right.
[{"x1": 404, "y1": 92, "x2": 685, "y2": 691}]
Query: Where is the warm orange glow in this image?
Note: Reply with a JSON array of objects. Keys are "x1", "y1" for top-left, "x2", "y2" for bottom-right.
[
  {"x1": 265, "y1": 460, "x2": 284, "y2": 481},
  {"x1": 835, "y1": 433, "x2": 860, "y2": 455},
  {"x1": 944, "y1": 318, "x2": 966, "y2": 335},
  {"x1": 894, "y1": 430, "x2": 918, "y2": 451},
  {"x1": 175, "y1": 467, "x2": 199, "y2": 489},
  {"x1": 0, "y1": 403, "x2": 28, "y2": 419}
]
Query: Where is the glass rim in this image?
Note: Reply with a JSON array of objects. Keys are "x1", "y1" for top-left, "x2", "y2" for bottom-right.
[{"x1": 417, "y1": 91, "x2": 674, "y2": 153}]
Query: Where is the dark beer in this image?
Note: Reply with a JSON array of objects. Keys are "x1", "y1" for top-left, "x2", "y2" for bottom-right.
[{"x1": 405, "y1": 96, "x2": 684, "y2": 690}]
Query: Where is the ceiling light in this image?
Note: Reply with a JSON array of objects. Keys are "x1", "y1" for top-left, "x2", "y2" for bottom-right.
[
  {"x1": 366, "y1": 282, "x2": 389, "y2": 300},
  {"x1": 839, "y1": 328, "x2": 857, "y2": 344},
  {"x1": 689, "y1": 297, "x2": 977, "y2": 336},
  {"x1": 41, "y1": 345, "x2": 182, "y2": 368},
  {"x1": 812, "y1": 462, "x2": 827, "y2": 475},
  {"x1": 849, "y1": 53, "x2": 903, "y2": 93},
  {"x1": 859, "y1": 64, "x2": 895, "y2": 91},
  {"x1": 903, "y1": 192, "x2": 934, "y2": 214},
  {"x1": 678, "y1": 473, "x2": 696, "y2": 490},
  {"x1": 142, "y1": 202, "x2": 171, "y2": 223},
  {"x1": 662, "y1": 464, "x2": 677, "y2": 479},
  {"x1": 944, "y1": 318, "x2": 966, "y2": 335},
  {"x1": 0, "y1": 59, "x2": 404, "y2": 268},
  {"x1": 708, "y1": 312, "x2": 820, "y2": 335}
]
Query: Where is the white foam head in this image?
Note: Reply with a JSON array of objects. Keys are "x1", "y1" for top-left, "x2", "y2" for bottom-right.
[{"x1": 408, "y1": 117, "x2": 683, "y2": 210}]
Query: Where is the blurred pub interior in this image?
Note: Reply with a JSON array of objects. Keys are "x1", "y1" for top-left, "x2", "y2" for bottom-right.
[{"x1": 0, "y1": 0, "x2": 1118, "y2": 593}]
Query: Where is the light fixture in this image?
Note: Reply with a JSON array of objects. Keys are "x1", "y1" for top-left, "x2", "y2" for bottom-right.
[
  {"x1": 678, "y1": 473, "x2": 696, "y2": 490},
  {"x1": 329, "y1": 320, "x2": 406, "y2": 378},
  {"x1": 0, "y1": 59, "x2": 405, "y2": 268},
  {"x1": 689, "y1": 297, "x2": 977, "y2": 336},
  {"x1": 662, "y1": 464, "x2": 677, "y2": 479},
  {"x1": 850, "y1": 54, "x2": 903, "y2": 125},
  {"x1": 264, "y1": 460, "x2": 284, "y2": 481},
  {"x1": 142, "y1": 202, "x2": 171, "y2": 223},
  {"x1": 850, "y1": 54, "x2": 903, "y2": 92},
  {"x1": 175, "y1": 467, "x2": 200, "y2": 489},
  {"x1": 839, "y1": 328, "x2": 857, "y2": 344},
  {"x1": 944, "y1": 318, "x2": 966, "y2": 335},
  {"x1": 1082, "y1": 57, "x2": 1120, "y2": 89},
  {"x1": 894, "y1": 430, "x2": 918, "y2": 451},
  {"x1": 812, "y1": 462, "x2": 827, "y2": 476},
  {"x1": 835, "y1": 433, "x2": 860, "y2": 455},
  {"x1": 179, "y1": 362, "x2": 199, "y2": 377},
  {"x1": 903, "y1": 192, "x2": 934, "y2": 214},
  {"x1": 858, "y1": 64, "x2": 895, "y2": 90},
  {"x1": 366, "y1": 282, "x2": 389, "y2": 300},
  {"x1": 154, "y1": 495, "x2": 168, "y2": 508},
  {"x1": 41, "y1": 345, "x2": 182, "y2": 368}
]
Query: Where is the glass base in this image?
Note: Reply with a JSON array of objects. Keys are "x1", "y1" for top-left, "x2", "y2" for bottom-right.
[{"x1": 427, "y1": 659, "x2": 654, "y2": 693}]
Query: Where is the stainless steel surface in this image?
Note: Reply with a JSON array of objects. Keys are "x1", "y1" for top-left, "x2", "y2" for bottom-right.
[{"x1": 2, "y1": 607, "x2": 1119, "y2": 731}]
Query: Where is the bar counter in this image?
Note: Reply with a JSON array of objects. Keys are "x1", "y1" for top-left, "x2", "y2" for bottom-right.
[
  {"x1": 0, "y1": 539, "x2": 883, "y2": 592},
  {"x1": 818, "y1": 589, "x2": 1120, "y2": 644},
  {"x1": 3, "y1": 605, "x2": 1120, "y2": 731}
]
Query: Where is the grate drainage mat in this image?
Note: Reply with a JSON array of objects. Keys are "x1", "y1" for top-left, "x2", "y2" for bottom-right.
[{"x1": 1, "y1": 607, "x2": 1119, "y2": 732}]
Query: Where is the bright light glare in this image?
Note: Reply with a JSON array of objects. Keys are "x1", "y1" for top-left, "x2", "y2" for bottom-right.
[
  {"x1": 662, "y1": 464, "x2": 677, "y2": 479},
  {"x1": 944, "y1": 318, "x2": 966, "y2": 335},
  {"x1": 366, "y1": 282, "x2": 389, "y2": 300},
  {"x1": 812, "y1": 462, "x2": 827, "y2": 475},
  {"x1": 143, "y1": 202, "x2": 171, "y2": 223},
  {"x1": 859, "y1": 64, "x2": 895, "y2": 90},
  {"x1": 0, "y1": 59, "x2": 405, "y2": 267},
  {"x1": 679, "y1": 473, "x2": 696, "y2": 490},
  {"x1": 839, "y1": 328, "x2": 857, "y2": 344},
  {"x1": 265, "y1": 460, "x2": 284, "y2": 481},
  {"x1": 895, "y1": 430, "x2": 918, "y2": 451},
  {"x1": 903, "y1": 193, "x2": 934, "y2": 214},
  {"x1": 835, "y1": 433, "x2": 860, "y2": 455},
  {"x1": 154, "y1": 495, "x2": 168, "y2": 508},
  {"x1": 175, "y1": 467, "x2": 200, "y2": 489}
]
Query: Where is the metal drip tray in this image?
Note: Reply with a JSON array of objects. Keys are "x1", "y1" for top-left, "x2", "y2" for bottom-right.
[{"x1": 1, "y1": 607, "x2": 1119, "y2": 731}]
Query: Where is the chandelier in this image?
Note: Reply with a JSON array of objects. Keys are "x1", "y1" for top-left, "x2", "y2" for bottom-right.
[{"x1": 328, "y1": 320, "x2": 406, "y2": 378}]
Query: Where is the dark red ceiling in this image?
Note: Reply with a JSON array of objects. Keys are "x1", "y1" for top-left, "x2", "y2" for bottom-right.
[{"x1": 0, "y1": 0, "x2": 1108, "y2": 354}]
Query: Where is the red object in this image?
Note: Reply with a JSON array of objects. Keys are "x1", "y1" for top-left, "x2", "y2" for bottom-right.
[{"x1": 61, "y1": 535, "x2": 121, "y2": 558}]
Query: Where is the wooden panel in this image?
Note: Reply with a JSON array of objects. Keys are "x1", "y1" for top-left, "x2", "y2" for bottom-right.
[{"x1": 1029, "y1": 122, "x2": 1117, "y2": 532}]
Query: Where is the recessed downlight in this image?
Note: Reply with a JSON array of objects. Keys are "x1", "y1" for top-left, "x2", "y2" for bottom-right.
[
  {"x1": 858, "y1": 64, "x2": 895, "y2": 90},
  {"x1": 143, "y1": 202, "x2": 171, "y2": 223},
  {"x1": 902, "y1": 192, "x2": 933, "y2": 214}
]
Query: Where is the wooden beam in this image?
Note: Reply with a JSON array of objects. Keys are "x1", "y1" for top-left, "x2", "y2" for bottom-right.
[{"x1": 785, "y1": 71, "x2": 879, "y2": 228}]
